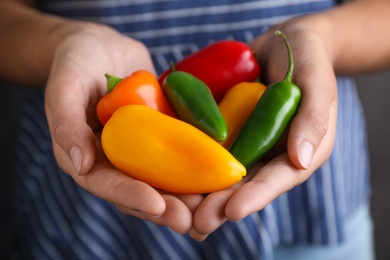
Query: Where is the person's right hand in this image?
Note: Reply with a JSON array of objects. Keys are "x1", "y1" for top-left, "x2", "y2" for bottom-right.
[{"x1": 44, "y1": 22, "x2": 204, "y2": 233}]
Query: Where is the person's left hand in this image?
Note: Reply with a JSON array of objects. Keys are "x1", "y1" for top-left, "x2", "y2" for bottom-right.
[{"x1": 188, "y1": 17, "x2": 338, "y2": 240}]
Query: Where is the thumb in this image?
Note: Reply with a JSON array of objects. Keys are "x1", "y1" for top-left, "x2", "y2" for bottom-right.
[
  {"x1": 287, "y1": 68, "x2": 337, "y2": 170},
  {"x1": 50, "y1": 115, "x2": 96, "y2": 175},
  {"x1": 45, "y1": 75, "x2": 99, "y2": 176}
]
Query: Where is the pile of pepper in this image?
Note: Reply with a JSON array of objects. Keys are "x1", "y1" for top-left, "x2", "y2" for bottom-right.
[{"x1": 97, "y1": 31, "x2": 301, "y2": 194}]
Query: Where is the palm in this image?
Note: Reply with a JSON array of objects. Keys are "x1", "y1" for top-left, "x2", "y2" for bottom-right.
[
  {"x1": 43, "y1": 23, "x2": 203, "y2": 234},
  {"x1": 190, "y1": 26, "x2": 338, "y2": 240}
]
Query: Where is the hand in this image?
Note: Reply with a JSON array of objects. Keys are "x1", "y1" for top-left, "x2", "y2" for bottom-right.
[
  {"x1": 189, "y1": 17, "x2": 338, "y2": 240},
  {"x1": 44, "y1": 22, "x2": 203, "y2": 233}
]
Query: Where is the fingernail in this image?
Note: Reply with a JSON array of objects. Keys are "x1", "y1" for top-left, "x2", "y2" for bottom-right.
[
  {"x1": 70, "y1": 146, "x2": 82, "y2": 174},
  {"x1": 298, "y1": 141, "x2": 314, "y2": 169}
]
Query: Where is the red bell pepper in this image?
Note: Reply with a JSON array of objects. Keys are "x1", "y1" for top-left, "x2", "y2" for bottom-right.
[{"x1": 158, "y1": 40, "x2": 260, "y2": 102}]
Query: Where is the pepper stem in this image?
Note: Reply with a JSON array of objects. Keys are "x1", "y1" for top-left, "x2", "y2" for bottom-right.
[
  {"x1": 170, "y1": 61, "x2": 177, "y2": 72},
  {"x1": 275, "y1": 30, "x2": 294, "y2": 82},
  {"x1": 105, "y1": 73, "x2": 123, "y2": 93}
]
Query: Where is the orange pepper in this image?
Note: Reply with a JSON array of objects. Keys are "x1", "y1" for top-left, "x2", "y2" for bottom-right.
[
  {"x1": 218, "y1": 82, "x2": 267, "y2": 149},
  {"x1": 96, "y1": 70, "x2": 176, "y2": 125},
  {"x1": 101, "y1": 105, "x2": 246, "y2": 194}
]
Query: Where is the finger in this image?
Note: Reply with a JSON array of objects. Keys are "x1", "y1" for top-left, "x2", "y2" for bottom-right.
[
  {"x1": 192, "y1": 190, "x2": 231, "y2": 234},
  {"x1": 68, "y1": 133, "x2": 167, "y2": 217},
  {"x1": 173, "y1": 193, "x2": 204, "y2": 213},
  {"x1": 225, "y1": 154, "x2": 300, "y2": 221},
  {"x1": 190, "y1": 181, "x2": 248, "y2": 240},
  {"x1": 250, "y1": 28, "x2": 337, "y2": 170},
  {"x1": 225, "y1": 105, "x2": 337, "y2": 221},
  {"x1": 288, "y1": 60, "x2": 337, "y2": 170},
  {"x1": 188, "y1": 162, "x2": 264, "y2": 240},
  {"x1": 45, "y1": 70, "x2": 103, "y2": 175},
  {"x1": 151, "y1": 194, "x2": 194, "y2": 234},
  {"x1": 148, "y1": 193, "x2": 204, "y2": 234},
  {"x1": 78, "y1": 165, "x2": 167, "y2": 217},
  {"x1": 188, "y1": 230, "x2": 208, "y2": 242},
  {"x1": 51, "y1": 117, "x2": 97, "y2": 175},
  {"x1": 70, "y1": 133, "x2": 195, "y2": 231},
  {"x1": 117, "y1": 193, "x2": 193, "y2": 234}
]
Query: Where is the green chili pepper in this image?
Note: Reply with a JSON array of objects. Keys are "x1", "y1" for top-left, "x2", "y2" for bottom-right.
[
  {"x1": 163, "y1": 71, "x2": 228, "y2": 142},
  {"x1": 229, "y1": 30, "x2": 301, "y2": 169}
]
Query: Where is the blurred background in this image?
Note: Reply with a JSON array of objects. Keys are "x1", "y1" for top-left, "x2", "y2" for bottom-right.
[{"x1": 1, "y1": 70, "x2": 389, "y2": 259}]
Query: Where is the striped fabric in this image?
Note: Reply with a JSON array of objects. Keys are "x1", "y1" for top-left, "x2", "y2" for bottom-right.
[{"x1": 12, "y1": 1, "x2": 370, "y2": 259}]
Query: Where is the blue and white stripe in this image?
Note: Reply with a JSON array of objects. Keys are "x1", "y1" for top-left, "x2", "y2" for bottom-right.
[{"x1": 12, "y1": 1, "x2": 370, "y2": 259}]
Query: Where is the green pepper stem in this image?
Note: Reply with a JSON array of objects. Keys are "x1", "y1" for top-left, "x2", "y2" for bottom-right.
[
  {"x1": 105, "y1": 73, "x2": 123, "y2": 93},
  {"x1": 275, "y1": 30, "x2": 294, "y2": 82}
]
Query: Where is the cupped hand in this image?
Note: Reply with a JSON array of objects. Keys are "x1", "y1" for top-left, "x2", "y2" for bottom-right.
[
  {"x1": 44, "y1": 22, "x2": 203, "y2": 233},
  {"x1": 190, "y1": 17, "x2": 338, "y2": 240}
]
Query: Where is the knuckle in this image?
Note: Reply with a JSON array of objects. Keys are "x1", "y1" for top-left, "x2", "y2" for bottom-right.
[
  {"x1": 53, "y1": 118, "x2": 67, "y2": 143},
  {"x1": 307, "y1": 111, "x2": 328, "y2": 139}
]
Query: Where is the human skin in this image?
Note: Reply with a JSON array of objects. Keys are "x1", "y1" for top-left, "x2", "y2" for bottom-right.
[
  {"x1": 1, "y1": 0, "x2": 390, "y2": 240},
  {"x1": 190, "y1": 0, "x2": 390, "y2": 240},
  {"x1": 0, "y1": 0, "x2": 204, "y2": 234}
]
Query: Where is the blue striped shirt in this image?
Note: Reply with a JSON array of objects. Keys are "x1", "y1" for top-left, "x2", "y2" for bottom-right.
[{"x1": 12, "y1": 1, "x2": 370, "y2": 259}]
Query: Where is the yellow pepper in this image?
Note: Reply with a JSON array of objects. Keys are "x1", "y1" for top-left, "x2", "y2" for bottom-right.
[
  {"x1": 218, "y1": 82, "x2": 267, "y2": 149},
  {"x1": 101, "y1": 105, "x2": 246, "y2": 194}
]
